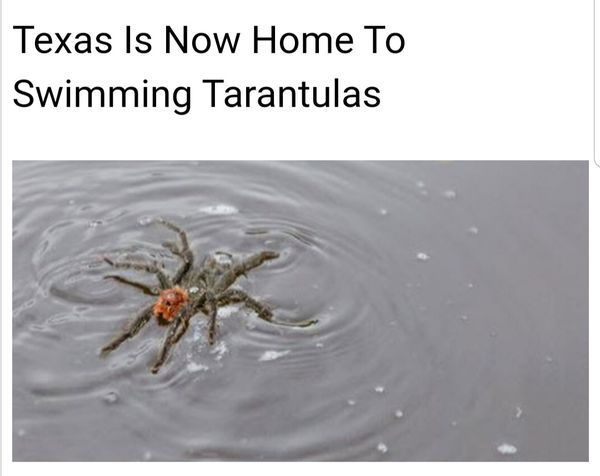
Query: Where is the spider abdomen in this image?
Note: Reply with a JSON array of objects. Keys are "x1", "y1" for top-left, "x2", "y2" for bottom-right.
[{"x1": 153, "y1": 287, "x2": 188, "y2": 323}]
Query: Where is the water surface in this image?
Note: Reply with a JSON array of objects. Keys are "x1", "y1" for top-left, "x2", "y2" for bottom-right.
[{"x1": 12, "y1": 161, "x2": 588, "y2": 461}]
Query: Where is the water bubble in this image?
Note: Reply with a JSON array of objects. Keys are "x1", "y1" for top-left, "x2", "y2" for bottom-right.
[
  {"x1": 467, "y1": 282, "x2": 474, "y2": 289},
  {"x1": 217, "y1": 306, "x2": 238, "y2": 319},
  {"x1": 497, "y1": 443, "x2": 518, "y2": 455},
  {"x1": 17, "y1": 428, "x2": 26, "y2": 437},
  {"x1": 460, "y1": 315, "x2": 469, "y2": 322},
  {"x1": 214, "y1": 253, "x2": 233, "y2": 265},
  {"x1": 68, "y1": 199, "x2": 75, "y2": 205},
  {"x1": 374, "y1": 386, "x2": 385, "y2": 394},
  {"x1": 394, "y1": 410, "x2": 404, "y2": 419},
  {"x1": 545, "y1": 356, "x2": 554, "y2": 363},
  {"x1": 377, "y1": 442, "x2": 388, "y2": 454},
  {"x1": 443, "y1": 189, "x2": 457, "y2": 200},
  {"x1": 210, "y1": 341, "x2": 228, "y2": 361},
  {"x1": 137, "y1": 216, "x2": 153, "y2": 226},
  {"x1": 416, "y1": 252, "x2": 430, "y2": 261},
  {"x1": 420, "y1": 189, "x2": 429, "y2": 196},
  {"x1": 379, "y1": 208, "x2": 388, "y2": 216},
  {"x1": 468, "y1": 226, "x2": 479, "y2": 235},
  {"x1": 490, "y1": 330, "x2": 498, "y2": 338},
  {"x1": 189, "y1": 286, "x2": 200, "y2": 294},
  {"x1": 187, "y1": 362, "x2": 209, "y2": 373},
  {"x1": 88, "y1": 220, "x2": 103, "y2": 228},
  {"x1": 102, "y1": 391, "x2": 119, "y2": 404},
  {"x1": 315, "y1": 342, "x2": 324, "y2": 348},
  {"x1": 347, "y1": 399, "x2": 356, "y2": 406},
  {"x1": 450, "y1": 420, "x2": 458, "y2": 428},
  {"x1": 199, "y1": 204, "x2": 238, "y2": 215},
  {"x1": 416, "y1": 181, "x2": 426, "y2": 188},
  {"x1": 515, "y1": 406, "x2": 523, "y2": 419},
  {"x1": 143, "y1": 451, "x2": 152, "y2": 461},
  {"x1": 259, "y1": 350, "x2": 290, "y2": 362}
]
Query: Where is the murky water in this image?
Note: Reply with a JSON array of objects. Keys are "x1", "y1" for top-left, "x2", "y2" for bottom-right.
[{"x1": 12, "y1": 161, "x2": 588, "y2": 461}]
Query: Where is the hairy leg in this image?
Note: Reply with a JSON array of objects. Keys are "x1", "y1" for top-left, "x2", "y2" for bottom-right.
[
  {"x1": 205, "y1": 297, "x2": 218, "y2": 345},
  {"x1": 100, "y1": 304, "x2": 154, "y2": 356},
  {"x1": 104, "y1": 257, "x2": 172, "y2": 289},
  {"x1": 103, "y1": 274, "x2": 158, "y2": 296},
  {"x1": 156, "y1": 218, "x2": 194, "y2": 284},
  {"x1": 217, "y1": 289, "x2": 318, "y2": 328},
  {"x1": 215, "y1": 251, "x2": 279, "y2": 292},
  {"x1": 151, "y1": 306, "x2": 193, "y2": 374}
]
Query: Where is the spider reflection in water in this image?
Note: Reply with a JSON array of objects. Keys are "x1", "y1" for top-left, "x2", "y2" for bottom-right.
[{"x1": 100, "y1": 219, "x2": 317, "y2": 374}]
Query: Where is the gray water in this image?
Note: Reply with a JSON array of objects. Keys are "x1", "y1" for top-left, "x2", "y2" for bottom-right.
[{"x1": 12, "y1": 161, "x2": 588, "y2": 461}]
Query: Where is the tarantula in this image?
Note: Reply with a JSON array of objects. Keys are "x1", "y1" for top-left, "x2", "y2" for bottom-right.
[{"x1": 100, "y1": 218, "x2": 317, "y2": 374}]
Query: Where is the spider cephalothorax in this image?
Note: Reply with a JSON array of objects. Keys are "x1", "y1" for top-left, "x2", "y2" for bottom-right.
[{"x1": 100, "y1": 218, "x2": 317, "y2": 374}]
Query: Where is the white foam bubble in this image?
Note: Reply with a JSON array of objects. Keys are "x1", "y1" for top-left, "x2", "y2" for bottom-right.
[
  {"x1": 137, "y1": 216, "x2": 153, "y2": 226},
  {"x1": 374, "y1": 386, "x2": 385, "y2": 394},
  {"x1": 443, "y1": 189, "x2": 457, "y2": 199},
  {"x1": 199, "y1": 204, "x2": 238, "y2": 215},
  {"x1": 102, "y1": 391, "x2": 119, "y2": 404},
  {"x1": 214, "y1": 253, "x2": 233, "y2": 265},
  {"x1": 217, "y1": 305, "x2": 238, "y2": 319},
  {"x1": 497, "y1": 443, "x2": 518, "y2": 455},
  {"x1": 259, "y1": 350, "x2": 291, "y2": 362},
  {"x1": 416, "y1": 252, "x2": 430, "y2": 261},
  {"x1": 395, "y1": 410, "x2": 404, "y2": 419},
  {"x1": 377, "y1": 442, "x2": 388, "y2": 454},
  {"x1": 187, "y1": 362, "x2": 209, "y2": 373},
  {"x1": 210, "y1": 341, "x2": 228, "y2": 361}
]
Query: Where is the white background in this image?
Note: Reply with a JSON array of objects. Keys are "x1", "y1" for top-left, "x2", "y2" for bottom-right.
[{"x1": 1, "y1": 0, "x2": 596, "y2": 473}]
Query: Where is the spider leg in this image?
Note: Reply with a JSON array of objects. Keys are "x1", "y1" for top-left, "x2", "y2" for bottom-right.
[
  {"x1": 156, "y1": 218, "x2": 194, "y2": 284},
  {"x1": 217, "y1": 289, "x2": 272, "y2": 321},
  {"x1": 104, "y1": 257, "x2": 172, "y2": 289},
  {"x1": 161, "y1": 241, "x2": 181, "y2": 256},
  {"x1": 151, "y1": 305, "x2": 193, "y2": 374},
  {"x1": 217, "y1": 289, "x2": 318, "y2": 328},
  {"x1": 100, "y1": 304, "x2": 154, "y2": 356},
  {"x1": 215, "y1": 251, "x2": 279, "y2": 292},
  {"x1": 205, "y1": 297, "x2": 218, "y2": 346},
  {"x1": 103, "y1": 275, "x2": 159, "y2": 296}
]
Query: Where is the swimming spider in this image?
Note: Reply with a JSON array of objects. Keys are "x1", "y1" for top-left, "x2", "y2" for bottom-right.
[{"x1": 100, "y1": 218, "x2": 317, "y2": 374}]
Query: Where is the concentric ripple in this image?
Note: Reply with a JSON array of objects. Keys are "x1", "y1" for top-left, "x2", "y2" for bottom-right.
[{"x1": 12, "y1": 161, "x2": 588, "y2": 461}]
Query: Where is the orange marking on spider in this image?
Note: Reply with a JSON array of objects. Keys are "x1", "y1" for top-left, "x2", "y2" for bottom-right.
[{"x1": 153, "y1": 287, "x2": 189, "y2": 322}]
